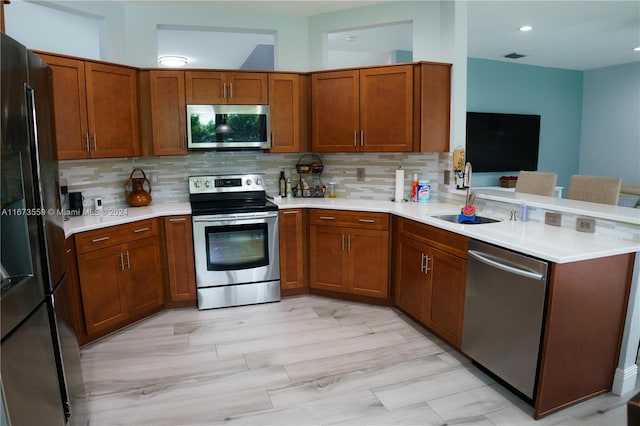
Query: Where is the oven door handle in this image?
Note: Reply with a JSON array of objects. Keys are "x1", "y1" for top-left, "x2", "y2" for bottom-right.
[{"x1": 193, "y1": 212, "x2": 278, "y2": 222}]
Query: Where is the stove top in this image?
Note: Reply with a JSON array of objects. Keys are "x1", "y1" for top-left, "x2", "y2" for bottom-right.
[{"x1": 189, "y1": 173, "x2": 278, "y2": 215}]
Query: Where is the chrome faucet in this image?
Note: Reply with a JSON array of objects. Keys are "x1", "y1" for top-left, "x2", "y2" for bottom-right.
[{"x1": 463, "y1": 162, "x2": 472, "y2": 188}]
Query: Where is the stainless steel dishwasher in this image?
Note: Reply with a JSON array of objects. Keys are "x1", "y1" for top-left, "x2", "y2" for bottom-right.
[{"x1": 461, "y1": 240, "x2": 549, "y2": 401}]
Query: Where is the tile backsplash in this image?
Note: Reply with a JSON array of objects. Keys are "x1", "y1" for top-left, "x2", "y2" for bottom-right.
[{"x1": 59, "y1": 151, "x2": 452, "y2": 209}]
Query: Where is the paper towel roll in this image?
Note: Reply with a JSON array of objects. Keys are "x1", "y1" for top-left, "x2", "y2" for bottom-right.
[{"x1": 394, "y1": 168, "x2": 404, "y2": 202}]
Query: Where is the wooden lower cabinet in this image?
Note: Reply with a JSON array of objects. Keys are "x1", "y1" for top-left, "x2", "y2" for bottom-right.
[
  {"x1": 393, "y1": 217, "x2": 467, "y2": 348},
  {"x1": 163, "y1": 216, "x2": 197, "y2": 306},
  {"x1": 75, "y1": 220, "x2": 164, "y2": 341},
  {"x1": 278, "y1": 209, "x2": 308, "y2": 293},
  {"x1": 309, "y1": 210, "x2": 389, "y2": 299},
  {"x1": 60, "y1": 238, "x2": 87, "y2": 343}
]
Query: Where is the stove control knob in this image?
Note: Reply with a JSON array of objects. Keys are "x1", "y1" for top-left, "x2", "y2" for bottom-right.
[
  {"x1": 205, "y1": 180, "x2": 211, "y2": 187},
  {"x1": 256, "y1": 178, "x2": 262, "y2": 185},
  {"x1": 194, "y1": 180, "x2": 201, "y2": 188},
  {"x1": 246, "y1": 178, "x2": 253, "y2": 186}
]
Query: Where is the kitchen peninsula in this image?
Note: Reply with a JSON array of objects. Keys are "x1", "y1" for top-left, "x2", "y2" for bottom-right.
[{"x1": 62, "y1": 191, "x2": 640, "y2": 419}]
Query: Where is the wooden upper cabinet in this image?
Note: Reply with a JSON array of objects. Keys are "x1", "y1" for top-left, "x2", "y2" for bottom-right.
[
  {"x1": 311, "y1": 65, "x2": 413, "y2": 152},
  {"x1": 414, "y1": 62, "x2": 451, "y2": 152},
  {"x1": 37, "y1": 54, "x2": 89, "y2": 159},
  {"x1": 85, "y1": 62, "x2": 139, "y2": 158},
  {"x1": 360, "y1": 65, "x2": 413, "y2": 152},
  {"x1": 37, "y1": 53, "x2": 139, "y2": 159},
  {"x1": 185, "y1": 71, "x2": 268, "y2": 104},
  {"x1": 311, "y1": 69, "x2": 359, "y2": 152},
  {"x1": 139, "y1": 70, "x2": 187, "y2": 156},
  {"x1": 268, "y1": 73, "x2": 310, "y2": 152}
]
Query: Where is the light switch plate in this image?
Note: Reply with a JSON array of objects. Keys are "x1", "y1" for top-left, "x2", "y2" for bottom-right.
[
  {"x1": 545, "y1": 212, "x2": 562, "y2": 227},
  {"x1": 576, "y1": 217, "x2": 596, "y2": 233}
]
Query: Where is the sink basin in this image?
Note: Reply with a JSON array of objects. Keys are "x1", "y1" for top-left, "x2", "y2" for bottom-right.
[{"x1": 431, "y1": 214, "x2": 501, "y2": 225}]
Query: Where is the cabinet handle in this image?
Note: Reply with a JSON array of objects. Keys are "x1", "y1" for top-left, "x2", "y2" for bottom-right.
[
  {"x1": 169, "y1": 218, "x2": 186, "y2": 222},
  {"x1": 341, "y1": 234, "x2": 345, "y2": 250},
  {"x1": 134, "y1": 227, "x2": 149, "y2": 233},
  {"x1": 85, "y1": 133, "x2": 90, "y2": 152},
  {"x1": 353, "y1": 131, "x2": 357, "y2": 146},
  {"x1": 348, "y1": 234, "x2": 351, "y2": 251},
  {"x1": 93, "y1": 133, "x2": 97, "y2": 151},
  {"x1": 229, "y1": 82, "x2": 233, "y2": 98},
  {"x1": 91, "y1": 236, "x2": 110, "y2": 243},
  {"x1": 360, "y1": 130, "x2": 364, "y2": 146},
  {"x1": 119, "y1": 252, "x2": 125, "y2": 271},
  {"x1": 283, "y1": 211, "x2": 298, "y2": 215},
  {"x1": 421, "y1": 253, "x2": 431, "y2": 274},
  {"x1": 125, "y1": 250, "x2": 131, "y2": 269},
  {"x1": 66, "y1": 248, "x2": 72, "y2": 254},
  {"x1": 319, "y1": 216, "x2": 335, "y2": 220},
  {"x1": 223, "y1": 83, "x2": 227, "y2": 99},
  {"x1": 358, "y1": 219, "x2": 375, "y2": 223}
]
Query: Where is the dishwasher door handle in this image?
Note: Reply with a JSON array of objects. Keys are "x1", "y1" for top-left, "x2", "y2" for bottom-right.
[{"x1": 468, "y1": 250, "x2": 546, "y2": 281}]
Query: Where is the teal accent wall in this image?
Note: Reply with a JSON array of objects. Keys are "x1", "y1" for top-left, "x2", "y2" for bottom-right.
[
  {"x1": 467, "y1": 58, "x2": 584, "y2": 190},
  {"x1": 393, "y1": 50, "x2": 413, "y2": 63}
]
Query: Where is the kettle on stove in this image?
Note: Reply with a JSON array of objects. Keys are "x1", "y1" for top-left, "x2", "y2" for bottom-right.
[{"x1": 125, "y1": 168, "x2": 152, "y2": 207}]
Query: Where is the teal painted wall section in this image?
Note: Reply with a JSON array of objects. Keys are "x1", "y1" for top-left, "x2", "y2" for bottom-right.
[
  {"x1": 393, "y1": 50, "x2": 413, "y2": 63},
  {"x1": 467, "y1": 58, "x2": 584, "y2": 190}
]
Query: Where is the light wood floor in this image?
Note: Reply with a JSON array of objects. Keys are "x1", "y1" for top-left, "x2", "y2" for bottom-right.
[{"x1": 80, "y1": 295, "x2": 638, "y2": 425}]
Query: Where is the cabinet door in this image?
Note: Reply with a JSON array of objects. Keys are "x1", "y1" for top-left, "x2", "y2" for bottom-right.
[
  {"x1": 415, "y1": 62, "x2": 451, "y2": 153},
  {"x1": 37, "y1": 54, "x2": 90, "y2": 160},
  {"x1": 125, "y1": 236, "x2": 164, "y2": 317},
  {"x1": 347, "y1": 228, "x2": 389, "y2": 298},
  {"x1": 85, "y1": 62, "x2": 139, "y2": 158},
  {"x1": 269, "y1": 73, "x2": 309, "y2": 152},
  {"x1": 185, "y1": 71, "x2": 226, "y2": 104},
  {"x1": 423, "y1": 246, "x2": 466, "y2": 348},
  {"x1": 309, "y1": 225, "x2": 347, "y2": 292},
  {"x1": 164, "y1": 216, "x2": 196, "y2": 303},
  {"x1": 77, "y1": 245, "x2": 129, "y2": 335},
  {"x1": 60, "y1": 238, "x2": 86, "y2": 341},
  {"x1": 311, "y1": 70, "x2": 359, "y2": 152},
  {"x1": 394, "y1": 235, "x2": 428, "y2": 320},
  {"x1": 279, "y1": 210, "x2": 308, "y2": 290},
  {"x1": 149, "y1": 70, "x2": 187, "y2": 155},
  {"x1": 227, "y1": 72, "x2": 268, "y2": 104},
  {"x1": 360, "y1": 65, "x2": 413, "y2": 152}
]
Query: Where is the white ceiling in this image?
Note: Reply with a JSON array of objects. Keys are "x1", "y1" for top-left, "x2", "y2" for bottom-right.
[{"x1": 127, "y1": 0, "x2": 640, "y2": 71}]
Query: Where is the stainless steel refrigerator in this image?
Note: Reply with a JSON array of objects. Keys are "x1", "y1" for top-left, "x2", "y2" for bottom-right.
[{"x1": 1, "y1": 33, "x2": 87, "y2": 426}]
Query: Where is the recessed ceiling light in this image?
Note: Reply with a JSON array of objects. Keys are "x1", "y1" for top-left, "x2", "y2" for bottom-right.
[
  {"x1": 634, "y1": 46, "x2": 640, "y2": 52},
  {"x1": 519, "y1": 25, "x2": 533, "y2": 32},
  {"x1": 158, "y1": 56, "x2": 188, "y2": 66},
  {"x1": 345, "y1": 36, "x2": 357, "y2": 42}
]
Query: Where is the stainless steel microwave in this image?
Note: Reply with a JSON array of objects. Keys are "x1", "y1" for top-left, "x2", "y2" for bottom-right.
[{"x1": 187, "y1": 104, "x2": 270, "y2": 150}]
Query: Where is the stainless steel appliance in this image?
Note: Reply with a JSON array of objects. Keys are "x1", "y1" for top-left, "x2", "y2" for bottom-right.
[
  {"x1": 461, "y1": 239, "x2": 549, "y2": 401},
  {"x1": 187, "y1": 105, "x2": 270, "y2": 150},
  {"x1": 190, "y1": 174, "x2": 280, "y2": 309},
  {"x1": 1, "y1": 33, "x2": 87, "y2": 425}
]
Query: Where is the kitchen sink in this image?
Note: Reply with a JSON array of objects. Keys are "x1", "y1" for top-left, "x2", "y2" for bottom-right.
[{"x1": 430, "y1": 214, "x2": 501, "y2": 225}]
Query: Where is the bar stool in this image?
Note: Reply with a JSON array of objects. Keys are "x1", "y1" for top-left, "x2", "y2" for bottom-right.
[
  {"x1": 514, "y1": 171, "x2": 558, "y2": 197},
  {"x1": 566, "y1": 174, "x2": 622, "y2": 205}
]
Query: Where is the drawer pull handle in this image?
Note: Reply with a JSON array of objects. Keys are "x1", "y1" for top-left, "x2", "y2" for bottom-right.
[
  {"x1": 358, "y1": 219, "x2": 375, "y2": 223},
  {"x1": 134, "y1": 227, "x2": 150, "y2": 233},
  {"x1": 283, "y1": 211, "x2": 298, "y2": 215},
  {"x1": 92, "y1": 236, "x2": 110, "y2": 243},
  {"x1": 169, "y1": 218, "x2": 186, "y2": 222},
  {"x1": 66, "y1": 248, "x2": 72, "y2": 254},
  {"x1": 319, "y1": 216, "x2": 335, "y2": 220}
]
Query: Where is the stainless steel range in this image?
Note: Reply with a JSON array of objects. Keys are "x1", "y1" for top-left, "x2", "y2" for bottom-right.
[{"x1": 189, "y1": 174, "x2": 280, "y2": 310}]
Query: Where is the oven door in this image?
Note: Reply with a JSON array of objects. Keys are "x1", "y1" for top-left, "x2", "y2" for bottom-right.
[{"x1": 192, "y1": 211, "x2": 279, "y2": 287}]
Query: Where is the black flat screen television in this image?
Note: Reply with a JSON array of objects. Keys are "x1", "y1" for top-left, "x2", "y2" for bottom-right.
[{"x1": 466, "y1": 112, "x2": 541, "y2": 172}]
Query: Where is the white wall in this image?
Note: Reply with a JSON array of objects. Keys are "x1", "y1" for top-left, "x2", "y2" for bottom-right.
[{"x1": 580, "y1": 62, "x2": 640, "y2": 185}]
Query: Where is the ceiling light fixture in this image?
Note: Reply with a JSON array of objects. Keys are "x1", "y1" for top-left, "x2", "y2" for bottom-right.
[
  {"x1": 345, "y1": 36, "x2": 357, "y2": 42},
  {"x1": 634, "y1": 46, "x2": 640, "y2": 52},
  {"x1": 519, "y1": 25, "x2": 533, "y2": 32},
  {"x1": 158, "y1": 55, "x2": 188, "y2": 66}
]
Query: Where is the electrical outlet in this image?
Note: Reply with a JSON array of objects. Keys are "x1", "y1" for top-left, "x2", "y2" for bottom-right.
[
  {"x1": 545, "y1": 212, "x2": 562, "y2": 227},
  {"x1": 576, "y1": 217, "x2": 596, "y2": 233},
  {"x1": 356, "y1": 168, "x2": 365, "y2": 182}
]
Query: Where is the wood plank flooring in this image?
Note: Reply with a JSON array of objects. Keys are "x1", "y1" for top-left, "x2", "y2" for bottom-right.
[{"x1": 80, "y1": 295, "x2": 638, "y2": 425}]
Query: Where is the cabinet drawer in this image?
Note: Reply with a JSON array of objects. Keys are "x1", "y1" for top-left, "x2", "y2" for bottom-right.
[
  {"x1": 398, "y1": 218, "x2": 467, "y2": 258},
  {"x1": 75, "y1": 219, "x2": 159, "y2": 254},
  {"x1": 309, "y1": 209, "x2": 389, "y2": 230}
]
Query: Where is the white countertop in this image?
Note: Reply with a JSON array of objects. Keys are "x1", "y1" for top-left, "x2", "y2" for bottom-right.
[{"x1": 63, "y1": 198, "x2": 639, "y2": 264}]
